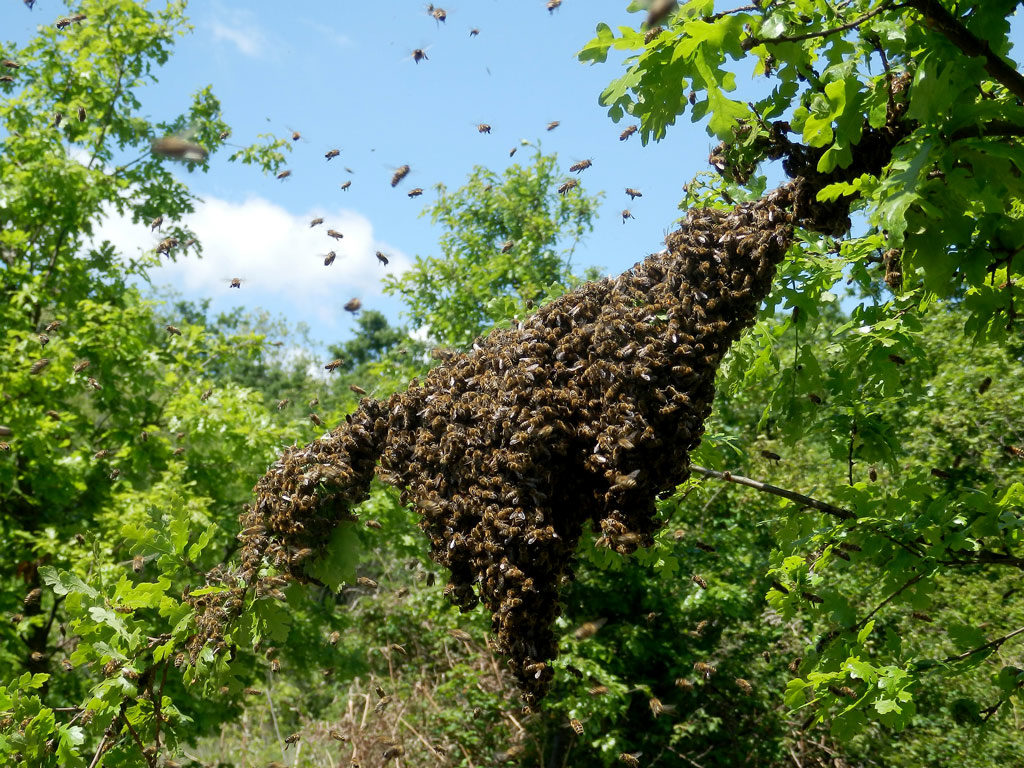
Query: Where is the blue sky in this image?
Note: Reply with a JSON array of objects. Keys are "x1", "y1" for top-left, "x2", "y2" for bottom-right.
[{"x1": 3, "y1": 1, "x2": 1022, "y2": 352}]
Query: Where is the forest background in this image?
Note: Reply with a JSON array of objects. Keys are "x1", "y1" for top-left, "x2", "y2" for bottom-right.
[{"x1": 1, "y1": 1, "x2": 1023, "y2": 768}]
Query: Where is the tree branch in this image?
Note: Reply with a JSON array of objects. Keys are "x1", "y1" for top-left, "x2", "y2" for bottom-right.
[
  {"x1": 689, "y1": 465, "x2": 856, "y2": 520},
  {"x1": 743, "y1": 1, "x2": 896, "y2": 50},
  {"x1": 906, "y1": 0, "x2": 1024, "y2": 103},
  {"x1": 942, "y1": 625, "x2": 1024, "y2": 663}
]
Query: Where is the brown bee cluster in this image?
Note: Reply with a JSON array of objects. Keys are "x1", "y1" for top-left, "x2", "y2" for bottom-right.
[{"x1": 191, "y1": 184, "x2": 797, "y2": 704}]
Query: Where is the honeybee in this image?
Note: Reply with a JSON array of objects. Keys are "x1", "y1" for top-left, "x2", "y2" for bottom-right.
[
  {"x1": 150, "y1": 215, "x2": 163, "y2": 231},
  {"x1": 829, "y1": 685, "x2": 857, "y2": 699},
  {"x1": 350, "y1": 384, "x2": 367, "y2": 395},
  {"x1": 546, "y1": 120, "x2": 560, "y2": 130},
  {"x1": 674, "y1": 677, "x2": 693, "y2": 691},
  {"x1": 374, "y1": 695, "x2": 392, "y2": 714},
  {"x1": 72, "y1": 359, "x2": 90, "y2": 373},
  {"x1": 244, "y1": 687, "x2": 262, "y2": 696},
  {"x1": 408, "y1": 187, "x2": 424, "y2": 198},
  {"x1": 172, "y1": 447, "x2": 185, "y2": 455},
  {"x1": 344, "y1": 298, "x2": 362, "y2": 313},
  {"x1": 477, "y1": 123, "x2": 492, "y2": 133},
  {"x1": 569, "y1": 718, "x2": 584, "y2": 735},
  {"x1": 329, "y1": 729, "x2": 349, "y2": 742},
  {"x1": 325, "y1": 359, "x2": 345, "y2": 372},
  {"x1": 156, "y1": 237, "x2": 178, "y2": 254},
  {"x1": 357, "y1": 576, "x2": 378, "y2": 588},
  {"x1": 619, "y1": 753, "x2": 640, "y2": 767},
  {"x1": 276, "y1": 398, "x2": 290, "y2": 409},
  {"x1": 327, "y1": 630, "x2": 341, "y2": 646},
  {"x1": 284, "y1": 733, "x2": 301, "y2": 746},
  {"x1": 645, "y1": 26, "x2": 664, "y2": 44},
  {"x1": 692, "y1": 574, "x2": 708, "y2": 589},
  {"x1": 646, "y1": 0, "x2": 677, "y2": 27},
  {"x1": 500, "y1": 239, "x2": 515, "y2": 253},
  {"x1": 807, "y1": 392, "x2": 822, "y2": 404},
  {"x1": 376, "y1": 251, "x2": 389, "y2": 266},
  {"x1": 558, "y1": 179, "x2": 578, "y2": 196},
  {"x1": 0, "y1": 442, "x2": 10, "y2": 453},
  {"x1": 869, "y1": 466, "x2": 878, "y2": 481},
  {"x1": 391, "y1": 165, "x2": 411, "y2": 186},
  {"x1": 587, "y1": 685, "x2": 608, "y2": 696},
  {"x1": 290, "y1": 130, "x2": 302, "y2": 141},
  {"x1": 382, "y1": 746, "x2": 404, "y2": 760},
  {"x1": 569, "y1": 159, "x2": 592, "y2": 173},
  {"x1": 44, "y1": 320, "x2": 62, "y2": 333},
  {"x1": 411, "y1": 48, "x2": 429, "y2": 63},
  {"x1": 573, "y1": 618, "x2": 606, "y2": 640},
  {"x1": 693, "y1": 661, "x2": 715, "y2": 679},
  {"x1": 801, "y1": 591, "x2": 824, "y2": 604},
  {"x1": 340, "y1": 180, "x2": 352, "y2": 191},
  {"x1": 229, "y1": 278, "x2": 242, "y2": 288},
  {"x1": 648, "y1": 697, "x2": 673, "y2": 717},
  {"x1": 509, "y1": 147, "x2": 517, "y2": 157},
  {"x1": 29, "y1": 358, "x2": 50, "y2": 374},
  {"x1": 310, "y1": 217, "x2": 324, "y2": 228},
  {"x1": 626, "y1": 188, "x2": 643, "y2": 199},
  {"x1": 364, "y1": 519, "x2": 381, "y2": 528},
  {"x1": 1, "y1": 60, "x2": 18, "y2": 68},
  {"x1": 277, "y1": 169, "x2": 292, "y2": 180},
  {"x1": 77, "y1": 106, "x2": 86, "y2": 122},
  {"x1": 619, "y1": 125, "x2": 637, "y2": 141},
  {"x1": 166, "y1": 325, "x2": 181, "y2": 336},
  {"x1": 151, "y1": 136, "x2": 208, "y2": 162},
  {"x1": 310, "y1": 413, "x2": 323, "y2": 426},
  {"x1": 219, "y1": 130, "x2": 231, "y2": 140},
  {"x1": 888, "y1": 353, "x2": 906, "y2": 365},
  {"x1": 0, "y1": 74, "x2": 14, "y2": 83},
  {"x1": 325, "y1": 149, "x2": 340, "y2": 160},
  {"x1": 622, "y1": 209, "x2": 634, "y2": 222},
  {"x1": 53, "y1": 111, "x2": 64, "y2": 127},
  {"x1": 447, "y1": 628, "x2": 473, "y2": 642},
  {"x1": 324, "y1": 252, "x2": 337, "y2": 266},
  {"x1": 735, "y1": 678, "x2": 753, "y2": 695},
  {"x1": 978, "y1": 376, "x2": 992, "y2": 394},
  {"x1": 24, "y1": 587, "x2": 42, "y2": 606},
  {"x1": 470, "y1": 28, "x2": 480, "y2": 36},
  {"x1": 760, "y1": 450, "x2": 781, "y2": 462}
]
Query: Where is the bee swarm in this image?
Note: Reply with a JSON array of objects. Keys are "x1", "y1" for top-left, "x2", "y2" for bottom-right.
[{"x1": 191, "y1": 184, "x2": 797, "y2": 704}]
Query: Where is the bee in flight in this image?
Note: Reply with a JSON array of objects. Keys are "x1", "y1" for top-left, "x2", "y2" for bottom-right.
[
  {"x1": 324, "y1": 251, "x2": 336, "y2": 266},
  {"x1": 310, "y1": 217, "x2": 324, "y2": 228},
  {"x1": 408, "y1": 188, "x2": 424, "y2": 198},
  {"x1": 376, "y1": 251, "x2": 390, "y2": 266},
  {"x1": 626, "y1": 187, "x2": 643, "y2": 200},
  {"x1": 558, "y1": 179, "x2": 578, "y2": 196},
  {"x1": 151, "y1": 135, "x2": 208, "y2": 162},
  {"x1": 476, "y1": 123, "x2": 492, "y2": 134},
  {"x1": 391, "y1": 165, "x2": 411, "y2": 187},
  {"x1": 546, "y1": 120, "x2": 560, "y2": 131},
  {"x1": 427, "y1": 4, "x2": 447, "y2": 23},
  {"x1": 340, "y1": 180, "x2": 352, "y2": 191},
  {"x1": 547, "y1": 0, "x2": 562, "y2": 14},
  {"x1": 327, "y1": 229, "x2": 344, "y2": 240},
  {"x1": 229, "y1": 278, "x2": 244, "y2": 288},
  {"x1": 470, "y1": 28, "x2": 480, "y2": 36},
  {"x1": 411, "y1": 48, "x2": 429, "y2": 64},
  {"x1": 344, "y1": 298, "x2": 362, "y2": 313},
  {"x1": 569, "y1": 159, "x2": 592, "y2": 173},
  {"x1": 622, "y1": 209, "x2": 634, "y2": 222},
  {"x1": 619, "y1": 125, "x2": 638, "y2": 141},
  {"x1": 325, "y1": 149, "x2": 340, "y2": 160},
  {"x1": 277, "y1": 169, "x2": 292, "y2": 180}
]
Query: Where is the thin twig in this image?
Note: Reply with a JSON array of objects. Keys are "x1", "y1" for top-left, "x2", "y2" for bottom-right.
[
  {"x1": 942, "y1": 625, "x2": 1024, "y2": 663},
  {"x1": 689, "y1": 465, "x2": 856, "y2": 520},
  {"x1": 744, "y1": 1, "x2": 896, "y2": 48},
  {"x1": 397, "y1": 716, "x2": 445, "y2": 762},
  {"x1": 852, "y1": 572, "x2": 925, "y2": 630}
]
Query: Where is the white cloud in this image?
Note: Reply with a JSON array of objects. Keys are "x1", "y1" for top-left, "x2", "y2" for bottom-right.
[
  {"x1": 209, "y1": 8, "x2": 269, "y2": 58},
  {"x1": 90, "y1": 194, "x2": 412, "y2": 329}
]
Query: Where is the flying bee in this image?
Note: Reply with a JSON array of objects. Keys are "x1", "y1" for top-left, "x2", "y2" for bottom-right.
[
  {"x1": 1, "y1": 60, "x2": 19, "y2": 68},
  {"x1": 344, "y1": 298, "x2": 362, "y2": 313},
  {"x1": 289, "y1": 130, "x2": 302, "y2": 142},
  {"x1": 77, "y1": 106, "x2": 86, "y2": 122},
  {"x1": 648, "y1": 697, "x2": 674, "y2": 717},
  {"x1": 802, "y1": 591, "x2": 824, "y2": 604},
  {"x1": 132, "y1": 555, "x2": 144, "y2": 574},
  {"x1": 391, "y1": 164, "x2": 411, "y2": 186},
  {"x1": 151, "y1": 136, "x2": 208, "y2": 162},
  {"x1": 340, "y1": 180, "x2": 353, "y2": 192},
  {"x1": 149, "y1": 215, "x2": 163, "y2": 231},
  {"x1": 327, "y1": 229, "x2": 344, "y2": 240},
  {"x1": 978, "y1": 376, "x2": 992, "y2": 394},
  {"x1": 329, "y1": 729, "x2": 349, "y2": 742},
  {"x1": 350, "y1": 384, "x2": 367, "y2": 395},
  {"x1": 328, "y1": 630, "x2": 341, "y2": 646},
  {"x1": 888, "y1": 353, "x2": 906, "y2": 365},
  {"x1": 470, "y1": 27, "x2": 480, "y2": 36},
  {"x1": 573, "y1": 618, "x2": 606, "y2": 640},
  {"x1": 375, "y1": 251, "x2": 389, "y2": 266},
  {"x1": 646, "y1": 0, "x2": 678, "y2": 27},
  {"x1": 477, "y1": 123, "x2": 492, "y2": 134},
  {"x1": 408, "y1": 187, "x2": 424, "y2": 198},
  {"x1": 622, "y1": 209, "x2": 634, "y2": 222},
  {"x1": 619, "y1": 753, "x2": 640, "y2": 768},
  {"x1": 693, "y1": 661, "x2": 715, "y2": 679},
  {"x1": 72, "y1": 359, "x2": 90, "y2": 373},
  {"x1": 309, "y1": 413, "x2": 323, "y2": 426},
  {"x1": 166, "y1": 325, "x2": 181, "y2": 336},
  {"x1": 228, "y1": 277, "x2": 244, "y2": 289},
  {"x1": 29, "y1": 358, "x2": 50, "y2": 374},
  {"x1": 869, "y1": 466, "x2": 878, "y2": 481},
  {"x1": 310, "y1": 217, "x2": 324, "y2": 228},
  {"x1": 357, "y1": 576, "x2": 378, "y2": 588},
  {"x1": 200, "y1": 388, "x2": 213, "y2": 401},
  {"x1": 447, "y1": 628, "x2": 473, "y2": 642},
  {"x1": 587, "y1": 685, "x2": 608, "y2": 696},
  {"x1": 284, "y1": 733, "x2": 301, "y2": 746},
  {"x1": 411, "y1": 48, "x2": 429, "y2": 63},
  {"x1": 323, "y1": 251, "x2": 337, "y2": 266},
  {"x1": 427, "y1": 4, "x2": 447, "y2": 22},
  {"x1": 325, "y1": 359, "x2": 345, "y2": 373},
  {"x1": 619, "y1": 125, "x2": 638, "y2": 140},
  {"x1": 24, "y1": 587, "x2": 42, "y2": 606},
  {"x1": 0, "y1": 442, "x2": 10, "y2": 453},
  {"x1": 277, "y1": 169, "x2": 291, "y2": 180},
  {"x1": 37, "y1": 333, "x2": 49, "y2": 347},
  {"x1": 374, "y1": 695, "x2": 392, "y2": 714},
  {"x1": 0, "y1": 74, "x2": 14, "y2": 83},
  {"x1": 569, "y1": 159, "x2": 592, "y2": 173},
  {"x1": 325, "y1": 148, "x2": 340, "y2": 160},
  {"x1": 546, "y1": 120, "x2": 560, "y2": 130},
  {"x1": 760, "y1": 450, "x2": 781, "y2": 462},
  {"x1": 364, "y1": 518, "x2": 381, "y2": 528},
  {"x1": 558, "y1": 179, "x2": 578, "y2": 196},
  {"x1": 501, "y1": 239, "x2": 515, "y2": 253},
  {"x1": 156, "y1": 237, "x2": 178, "y2": 254},
  {"x1": 276, "y1": 398, "x2": 289, "y2": 409},
  {"x1": 219, "y1": 129, "x2": 231, "y2": 140},
  {"x1": 674, "y1": 677, "x2": 693, "y2": 691},
  {"x1": 509, "y1": 147, "x2": 517, "y2": 157},
  {"x1": 807, "y1": 392, "x2": 823, "y2": 404},
  {"x1": 692, "y1": 574, "x2": 708, "y2": 589},
  {"x1": 172, "y1": 446, "x2": 185, "y2": 455},
  {"x1": 382, "y1": 746, "x2": 404, "y2": 760},
  {"x1": 626, "y1": 188, "x2": 643, "y2": 199}
]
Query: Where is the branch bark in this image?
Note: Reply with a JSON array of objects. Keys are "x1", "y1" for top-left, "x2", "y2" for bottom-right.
[{"x1": 689, "y1": 464, "x2": 856, "y2": 520}]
